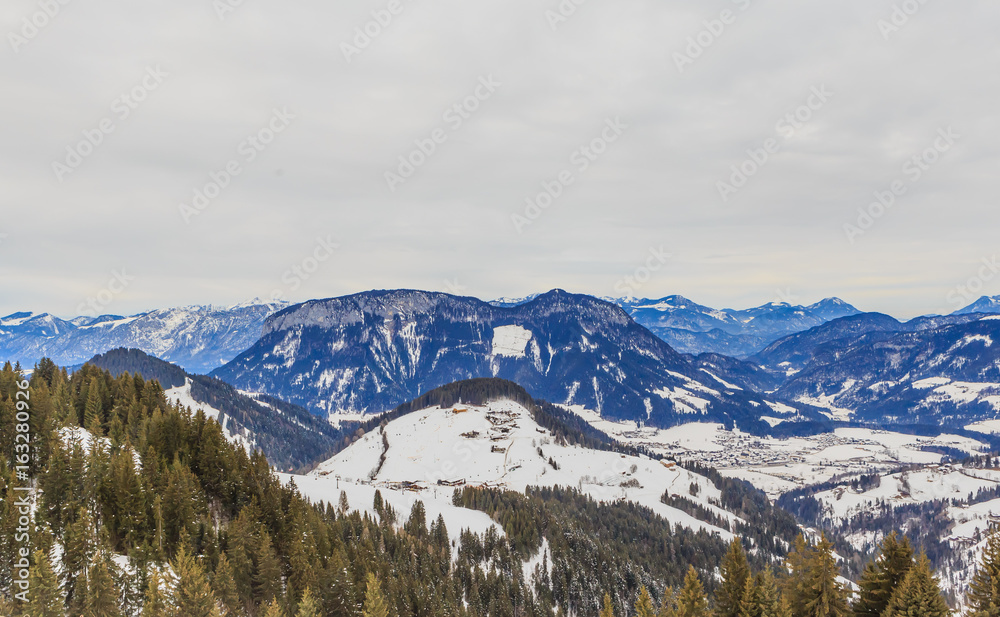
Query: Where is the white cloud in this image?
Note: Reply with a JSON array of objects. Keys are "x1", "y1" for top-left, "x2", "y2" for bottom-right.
[{"x1": 1, "y1": 0, "x2": 998, "y2": 320}]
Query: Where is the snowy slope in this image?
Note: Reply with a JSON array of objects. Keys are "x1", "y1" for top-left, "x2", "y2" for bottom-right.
[{"x1": 305, "y1": 399, "x2": 738, "y2": 540}]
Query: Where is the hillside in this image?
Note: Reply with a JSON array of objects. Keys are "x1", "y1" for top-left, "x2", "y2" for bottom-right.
[{"x1": 85, "y1": 348, "x2": 347, "y2": 470}]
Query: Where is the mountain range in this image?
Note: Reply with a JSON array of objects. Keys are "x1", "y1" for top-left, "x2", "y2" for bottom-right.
[
  {"x1": 615, "y1": 296, "x2": 862, "y2": 357},
  {"x1": 211, "y1": 289, "x2": 814, "y2": 433},
  {"x1": 0, "y1": 299, "x2": 286, "y2": 374},
  {"x1": 6, "y1": 291, "x2": 1000, "y2": 435}
]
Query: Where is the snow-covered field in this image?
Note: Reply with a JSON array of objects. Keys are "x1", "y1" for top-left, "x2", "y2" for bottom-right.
[
  {"x1": 561, "y1": 406, "x2": 988, "y2": 498},
  {"x1": 296, "y1": 400, "x2": 740, "y2": 541}
]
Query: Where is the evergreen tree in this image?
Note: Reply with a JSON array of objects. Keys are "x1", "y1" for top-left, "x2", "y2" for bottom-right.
[
  {"x1": 171, "y1": 547, "x2": 222, "y2": 617},
  {"x1": 362, "y1": 572, "x2": 391, "y2": 617},
  {"x1": 676, "y1": 567, "x2": 710, "y2": 617},
  {"x1": 142, "y1": 569, "x2": 168, "y2": 617},
  {"x1": 600, "y1": 593, "x2": 616, "y2": 617},
  {"x1": 264, "y1": 599, "x2": 286, "y2": 617},
  {"x1": 253, "y1": 531, "x2": 283, "y2": 607},
  {"x1": 635, "y1": 586, "x2": 656, "y2": 617},
  {"x1": 86, "y1": 552, "x2": 122, "y2": 617},
  {"x1": 84, "y1": 378, "x2": 103, "y2": 433},
  {"x1": 969, "y1": 529, "x2": 1000, "y2": 617},
  {"x1": 852, "y1": 532, "x2": 914, "y2": 617},
  {"x1": 882, "y1": 554, "x2": 949, "y2": 617},
  {"x1": 27, "y1": 549, "x2": 62, "y2": 617},
  {"x1": 717, "y1": 539, "x2": 751, "y2": 617},
  {"x1": 296, "y1": 588, "x2": 321, "y2": 617},
  {"x1": 802, "y1": 535, "x2": 849, "y2": 617},
  {"x1": 213, "y1": 553, "x2": 241, "y2": 617},
  {"x1": 658, "y1": 590, "x2": 677, "y2": 617}
]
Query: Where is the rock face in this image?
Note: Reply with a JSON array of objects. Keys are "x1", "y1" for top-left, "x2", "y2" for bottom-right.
[
  {"x1": 212, "y1": 289, "x2": 807, "y2": 432},
  {"x1": 0, "y1": 300, "x2": 287, "y2": 374}
]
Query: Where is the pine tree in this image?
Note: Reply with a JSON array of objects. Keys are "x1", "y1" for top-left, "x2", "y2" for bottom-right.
[
  {"x1": 882, "y1": 554, "x2": 949, "y2": 617},
  {"x1": 296, "y1": 588, "x2": 321, "y2": 617},
  {"x1": 718, "y1": 539, "x2": 751, "y2": 617},
  {"x1": 676, "y1": 567, "x2": 710, "y2": 617},
  {"x1": 264, "y1": 599, "x2": 286, "y2": 617},
  {"x1": 86, "y1": 552, "x2": 122, "y2": 617},
  {"x1": 756, "y1": 570, "x2": 786, "y2": 617},
  {"x1": 254, "y1": 531, "x2": 283, "y2": 607},
  {"x1": 739, "y1": 576, "x2": 759, "y2": 617},
  {"x1": 782, "y1": 535, "x2": 812, "y2": 616},
  {"x1": 142, "y1": 569, "x2": 168, "y2": 617},
  {"x1": 803, "y1": 535, "x2": 849, "y2": 617},
  {"x1": 27, "y1": 549, "x2": 62, "y2": 617},
  {"x1": 852, "y1": 532, "x2": 914, "y2": 617},
  {"x1": 63, "y1": 507, "x2": 95, "y2": 615},
  {"x1": 969, "y1": 529, "x2": 1000, "y2": 617},
  {"x1": 658, "y1": 590, "x2": 677, "y2": 617},
  {"x1": 600, "y1": 593, "x2": 616, "y2": 617},
  {"x1": 213, "y1": 553, "x2": 241, "y2": 617},
  {"x1": 635, "y1": 586, "x2": 657, "y2": 617},
  {"x1": 171, "y1": 547, "x2": 222, "y2": 617},
  {"x1": 362, "y1": 572, "x2": 391, "y2": 617},
  {"x1": 84, "y1": 378, "x2": 102, "y2": 431}
]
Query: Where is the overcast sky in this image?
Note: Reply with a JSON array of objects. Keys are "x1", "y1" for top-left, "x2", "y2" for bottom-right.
[{"x1": 1, "y1": 0, "x2": 997, "y2": 320}]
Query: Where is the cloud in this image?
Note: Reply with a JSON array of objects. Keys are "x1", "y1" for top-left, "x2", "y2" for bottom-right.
[{"x1": 1, "y1": 0, "x2": 997, "y2": 319}]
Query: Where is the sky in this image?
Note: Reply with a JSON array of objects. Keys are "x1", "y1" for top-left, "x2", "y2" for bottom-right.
[{"x1": 1, "y1": 0, "x2": 997, "y2": 320}]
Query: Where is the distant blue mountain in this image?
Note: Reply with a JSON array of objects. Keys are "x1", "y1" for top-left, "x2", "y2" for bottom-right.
[{"x1": 612, "y1": 296, "x2": 861, "y2": 357}]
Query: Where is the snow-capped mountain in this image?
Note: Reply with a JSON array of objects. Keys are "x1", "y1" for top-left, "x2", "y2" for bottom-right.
[
  {"x1": 614, "y1": 296, "x2": 861, "y2": 357},
  {"x1": 0, "y1": 299, "x2": 288, "y2": 374},
  {"x1": 212, "y1": 289, "x2": 817, "y2": 433},
  {"x1": 85, "y1": 348, "x2": 345, "y2": 470},
  {"x1": 770, "y1": 315, "x2": 1000, "y2": 426},
  {"x1": 956, "y1": 295, "x2": 1000, "y2": 315}
]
